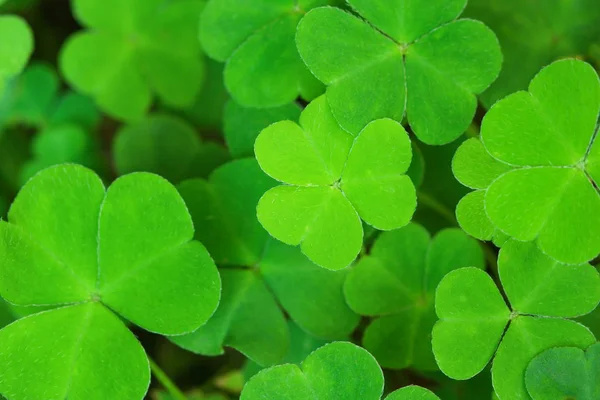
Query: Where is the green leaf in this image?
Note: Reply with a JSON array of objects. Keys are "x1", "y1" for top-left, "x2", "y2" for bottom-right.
[
  {"x1": 432, "y1": 267, "x2": 510, "y2": 380},
  {"x1": 200, "y1": 0, "x2": 328, "y2": 108},
  {"x1": 340, "y1": 119, "x2": 416, "y2": 230},
  {"x1": 345, "y1": 223, "x2": 484, "y2": 370},
  {"x1": 114, "y1": 114, "x2": 229, "y2": 183},
  {"x1": 525, "y1": 343, "x2": 600, "y2": 400},
  {"x1": 224, "y1": 100, "x2": 301, "y2": 158},
  {"x1": 455, "y1": 190, "x2": 495, "y2": 241},
  {"x1": 0, "y1": 15, "x2": 33, "y2": 92},
  {"x1": 255, "y1": 96, "x2": 415, "y2": 269},
  {"x1": 0, "y1": 303, "x2": 149, "y2": 400},
  {"x1": 385, "y1": 386, "x2": 440, "y2": 400},
  {"x1": 61, "y1": 0, "x2": 205, "y2": 121},
  {"x1": 0, "y1": 164, "x2": 221, "y2": 399},
  {"x1": 452, "y1": 137, "x2": 512, "y2": 190},
  {"x1": 296, "y1": 4, "x2": 501, "y2": 144},
  {"x1": 240, "y1": 342, "x2": 384, "y2": 400},
  {"x1": 492, "y1": 317, "x2": 595, "y2": 400}
]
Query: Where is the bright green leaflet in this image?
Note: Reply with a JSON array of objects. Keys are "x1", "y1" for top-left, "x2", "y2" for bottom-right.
[
  {"x1": 61, "y1": 0, "x2": 205, "y2": 121},
  {"x1": 240, "y1": 342, "x2": 437, "y2": 400},
  {"x1": 255, "y1": 95, "x2": 416, "y2": 270},
  {"x1": 224, "y1": 100, "x2": 301, "y2": 158},
  {"x1": 475, "y1": 58, "x2": 600, "y2": 263},
  {"x1": 0, "y1": 15, "x2": 33, "y2": 93},
  {"x1": 344, "y1": 223, "x2": 484, "y2": 370},
  {"x1": 525, "y1": 343, "x2": 600, "y2": 400},
  {"x1": 464, "y1": 0, "x2": 600, "y2": 108},
  {"x1": 200, "y1": 0, "x2": 328, "y2": 108},
  {"x1": 171, "y1": 159, "x2": 358, "y2": 366},
  {"x1": 433, "y1": 240, "x2": 599, "y2": 399},
  {"x1": 113, "y1": 114, "x2": 229, "y2": 182},
  {"x1": 0, "y1": 164, "x2": 221, "y2": 399},
  {"x1": 452, "y1": 137, "x2": 513, "y2": 242},
  {"x1": 296, "y1": 1, "x2": 502, "y2": 144}
]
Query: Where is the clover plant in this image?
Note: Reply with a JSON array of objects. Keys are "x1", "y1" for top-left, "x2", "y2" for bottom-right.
[
  {"x1": 255, "y1": 95, "x2": 416, "y2": 270},
  {"x1": 0, "y1": 9, "x2": 32, "y2": 92},
  {"x1": 296, "y1": 0, "x2": 502, "y2": 144},
  {"x1": 0, "y1": 164, "x2": 221, "y2": 399},
  {"x1": 433, "y1": 239, "x2": 600, "y2": 399}
]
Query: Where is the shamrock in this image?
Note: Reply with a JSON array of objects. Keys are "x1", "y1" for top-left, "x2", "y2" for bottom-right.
[
  {"x1": 60, "y1": 0, "x2": 205, "y2": 121},
  {"x1": 525, "y1": 343, "x2": 600, "y2": 400},
  {"x1": 200, "y1": 0, "x2": 330, "y2": 108},
  {"x1": 0, "y1": 164, "x2": 221, "y2": 400},
  {"x1": 432, "y1": 240, "x2": 600, "y2": 400},
  {"x1": 296, "y1": 0, "x2": 502, "y2": 144},
  {"x1": 0, "y1": 13, "x2": 32, "y2": 92},
  {"x1": 344, "y1": 223, "x2": 484, "y2": 370},
  {"x1": 454, "y1": 58, "x2": 600, "y2": 264},
  {"x1": 113, "y1": 114, "x2": 230, "y2": 182},
  {"x1": 255, "y1": 95, "x2": 416, "y2": 270},
  {"x1": 240, "y1": 341, "x2": 440, "y2": 400},
  {"x1": 170, "y1": 159, "x2": 359, "y2": 366}
]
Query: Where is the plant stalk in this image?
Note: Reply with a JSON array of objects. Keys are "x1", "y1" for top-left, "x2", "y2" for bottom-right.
[{"x1": 149, "y1": 357, "x2": 188, "y2": 400}]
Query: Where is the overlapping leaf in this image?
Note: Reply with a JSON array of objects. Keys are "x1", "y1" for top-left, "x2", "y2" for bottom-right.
[
  {"x1": 525, "y1": 342, "x2": 600, "y2": 400},
  {"x1": 170, "y1": 159, "x2": 359, "y2": 366},
  {"x1": 433, "y1": 240, "x2": 600, "y2": 399},
  {"x1": 255, "y1": 95, "x2": 416, "y2": 270},
  {"x1": 453, "y1": 59, "x2": 600, "y2": 263},
  {"x1": 61, "y1": 0, "x2": 205, "y2": 121},
  {"x1": 0, "y1": 164, "x2": 221, "y2": 400},
  {"x1": 114, "y1": 114, "x2": 229, "y2": 183},
  {"x1": 200, "y1": 0, "x2": 329, "y2": 108},
  {"x1": 296, "y1": 0, "x2": 502, "y2": 144},
  {"x1": 344, "y1": 223, "x2": 484, "y2": 370},
  {"x1": 240, "y1": 342, "x2": 440, "y2": 400}
]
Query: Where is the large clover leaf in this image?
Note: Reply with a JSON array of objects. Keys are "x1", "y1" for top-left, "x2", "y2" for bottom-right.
[
  {"x1": 432, "y1": 240, "x2": 600, "y2": 400},
  {"x1": 454, "y1": 59, "x2": 600, "y2": 263},
  {"x1": 255, "y1": 95, "x2": 416, "y2": 270},
  {"x1": 200, "y1": 0, "x2": 329, "y2": 108},
  {"x1": 60, "y1": 0, "x2": 205, "y2": 121},
  {"x1": 240, "y1": 341, "x2": 440, "y2": 400},
  {"x1": 296, "y1": 0, "x2": 502, "y2": 144},
  {"x1": 170, "y1": 159, "x2": 359, "y2": 366},
  {"x1": 525, "y1": 342, "x2": 600, "y2": 400},
  {"x1": 0, "y1": 164, "x2": 221, "y2": 400},
  {"x1": 344, "y1": 223, "x2": 484, "y2": 370},
  {"x1": 0, "y1": 14, "x2": 33, "y2": 92}
]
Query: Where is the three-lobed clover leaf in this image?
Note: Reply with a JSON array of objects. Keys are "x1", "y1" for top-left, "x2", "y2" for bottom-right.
[
  {"x1": 525, "y1": 342, "x2": 600, "y2": 400},
  {"x1": 0, "y1": 164, "x2": 221, "y2": 400},
  {"x1": 344, "y1": 223, "x2": 484, "y2": 370},
  {"x1": 454, "y1": 58, "x2": 600, "y2": 263},
  {"x1": 0, "y1": 13, "x2": 33, "y2": 92},
  {"x1": 170, "y1": 159, "x2": 359, "y2": 367},
  {"x1": 255, "y1": 95, "x2": 416, "y2": 270},
  {"x1": 113, "y1": 114, "x2": 230, "y2": 182},
  {"x1": 200, "y1": 0, "x2": 329, "y2": 108},
  {"x1": 240, "y1": 341, "x2": 440, "y2": 400},
  {"x1": 296, "y1": 0, "x2": 502, "y2": 144},
  {"x1": 61, "y1": 0, "x2": 205, "y2": 121},
  {"x1": 432, "y1": 239, "x2": 600, "y2": 400}
]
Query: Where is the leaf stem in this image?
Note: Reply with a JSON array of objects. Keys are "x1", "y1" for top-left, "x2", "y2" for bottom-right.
[
  {"x1": 416, "y1": 191, "x2": 457, "y2": 225},
  {"x1": 149, "y1": 357, "x2": 187, "y2": 400}
]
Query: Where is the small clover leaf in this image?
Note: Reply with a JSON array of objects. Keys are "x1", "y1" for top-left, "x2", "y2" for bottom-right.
[
  {"x1": 224, "y1": 99, "x2": 301, "y2": 159},
  {"x1": 344, "y1": 223, "x2": 484, "y2": 370},
  {"x1": 240, "y1": 341, "x2": 439, "y2": 400},
  {"x1": 114, "y1": 114, "x2": 229, "y2": 183},
  {"x1": 296, "y1": 1, "x2": 502, "y2": 144},
  {"x1": 200, "y1": 0, "x2": 329, "y2": 108},
  {"x1": 433, "y1": 240, "x2": 600, "y2": 399},
  {"x1": 255, "y1": 95, "x2": 416, "y2": 270},
  {"x1": 61, "y1": 0, "x2": 205, "y2": 121},
  {"x1": 0, "y1": 14, "x2": 33, "y2": 92},
  {"x1": 0, "y1": 164, "x2": 221, "y2": 399},
  {"x1": 525, "y1": 343, "x2": 600, "y2": 400},
  {"x1": 460, "y1": 59, "x2": 600, "y2": 264},
  {"x1": 171, "y1": 159, "x2": 359, "y2": 366}
]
